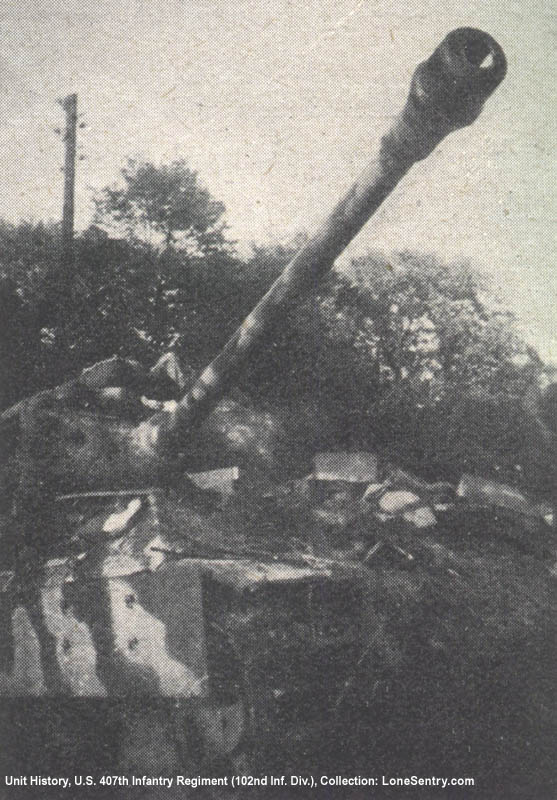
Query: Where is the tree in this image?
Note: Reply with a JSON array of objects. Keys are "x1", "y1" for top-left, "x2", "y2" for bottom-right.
[
  {"x1": 1, "y1": 205, "x2": 549, "y2": 496},
  {"x1": 93, "y1": 159, "x2": 227, "y2": 252},
  {"x1": 237, "y1": 246, "x2": 545, "y2": 487},
  {"x1": 0, "y1": 220, "x2": 64, "y2": 403}
]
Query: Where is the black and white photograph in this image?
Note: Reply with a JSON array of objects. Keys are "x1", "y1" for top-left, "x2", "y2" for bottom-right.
[{"x1": 0, "y1": 2, "x2": 555, "y2": 798}]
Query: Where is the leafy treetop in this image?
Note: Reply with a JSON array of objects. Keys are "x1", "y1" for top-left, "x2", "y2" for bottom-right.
[{"x1": 93, "y1": 159, "x2": 227, "y2": 253}]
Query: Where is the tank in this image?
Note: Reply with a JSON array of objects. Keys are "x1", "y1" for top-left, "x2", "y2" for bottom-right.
[{"x1": 0, "y1": 28, "x2": 506, "y2": 780}]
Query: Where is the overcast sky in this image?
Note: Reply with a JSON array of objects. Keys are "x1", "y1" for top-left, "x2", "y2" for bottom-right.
[{"x1": 1, "y1": 0, "x2": 555, "y2": 361}]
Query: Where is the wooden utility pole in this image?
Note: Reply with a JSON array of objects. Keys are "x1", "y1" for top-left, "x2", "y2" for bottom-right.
[{"x1": 61, "y1": 93, "x2": 77, "y2": 271}]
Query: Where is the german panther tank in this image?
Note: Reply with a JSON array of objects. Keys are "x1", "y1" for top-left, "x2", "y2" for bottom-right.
[{"x1": 0, "y1": 28, "x2": 506, "y2": 783}]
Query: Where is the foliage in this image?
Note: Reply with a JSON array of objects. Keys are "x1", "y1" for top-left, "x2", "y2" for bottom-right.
[
  {"x1": 93, "y1": 159, "x2": 227, "y2": 252},
  {"x1": 0, "y1": 218, "x2": 248, "y2": 399},
  {"x1": 238, "y1": 247, "x2": 544, "y2": 486},
  {"x1": 0, "y1": 220, "x2": 63, "y2": 404},
  {"x1": 0, "y1": 201, "x2": 549, "y2": 494}
]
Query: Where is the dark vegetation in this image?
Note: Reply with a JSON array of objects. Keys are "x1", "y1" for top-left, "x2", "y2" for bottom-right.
[{"x1": 0, "y1": 159, "x2": 553, "y2": 498}]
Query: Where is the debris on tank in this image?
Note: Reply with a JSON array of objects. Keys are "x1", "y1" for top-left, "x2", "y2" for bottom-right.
[
  {"x1": 103, "y1": 498, "x2": 143, "y2": 534},
  {"x1": 457, "y1": 473, "x2": 550, "y2": 521},
  {"x1": 379, "y1": 491, "x2": 420, "y2": 513},
  {"x1": 385, "y1": 467, "x2": 454, "y2": 501},
  {"x1": 402, "y1": 506, "x2": 437, "y2": 529},
  {"x1": 187, "y1": 466, "x2": 239, "y2": 497},
  {"x1": 362, "y1": 483, "x2": 385, "y2": 502},
  {"x1": 312, "y1": 452, "x2": 378, "y2": 484}
]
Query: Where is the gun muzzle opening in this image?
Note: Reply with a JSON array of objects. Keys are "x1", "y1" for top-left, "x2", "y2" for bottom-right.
[
  {"x1": 442, "y1": 28, "x2": 507, "y2": 94},
  {"x1": 403, "y1": 28, "x2": 507, "y2": 148}
]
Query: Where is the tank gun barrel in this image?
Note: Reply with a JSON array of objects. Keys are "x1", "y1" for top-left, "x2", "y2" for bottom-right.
[
  {"x1": 161, "y1": 28, "x2": 506, "y2": 444},
  {"x1": 8, "y1": 29, "x2": 507, "y2": 501}
]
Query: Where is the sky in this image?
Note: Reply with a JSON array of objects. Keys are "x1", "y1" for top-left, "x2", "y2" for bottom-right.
[{"x1": 0, "y1": 0, "x2": 555, "y2": 362}]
